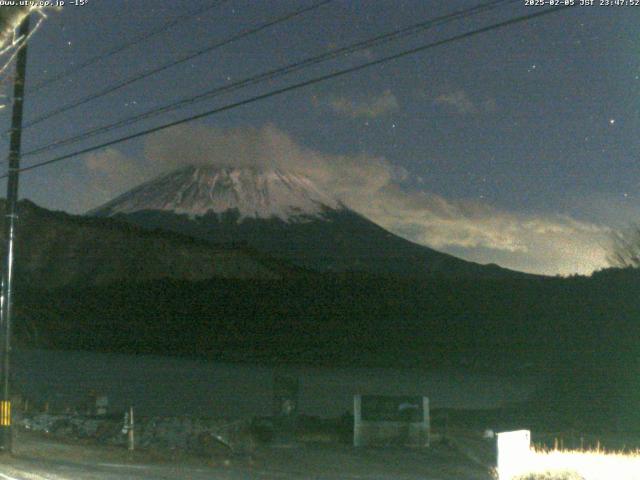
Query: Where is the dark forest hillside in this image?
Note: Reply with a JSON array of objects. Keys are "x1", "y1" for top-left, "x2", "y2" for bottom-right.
[{"x1": 15, "y1": 268, "x2": 639, "y2": 369}]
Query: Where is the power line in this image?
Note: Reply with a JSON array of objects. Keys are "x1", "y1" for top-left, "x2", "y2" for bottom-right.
[
  {"x1": 19, "y1": 0, "x2": 335, "y2": 130},
  {"x1": 3, "y1": 5, "x2": 574, "y2": 180},
  {"x1": 22, "y1": 0, "x2": 519, "y2": 158},
  {"x1": 29, "y1": 0, "x2": 228, "y2": 94}
]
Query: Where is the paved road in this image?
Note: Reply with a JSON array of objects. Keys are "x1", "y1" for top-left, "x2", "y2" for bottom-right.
[
  {"x1": 0, "y1": 458, "x2": 302, "y2": 480},
  {"x1": 0, "y1": 451, "x2": 492, "y2": 480},
  {"x1": 0, "y1": 447, "x2": 492, "y2": 480},
  {"x1": 1, "y1": 431, "x2": 493, "y2": 479}
]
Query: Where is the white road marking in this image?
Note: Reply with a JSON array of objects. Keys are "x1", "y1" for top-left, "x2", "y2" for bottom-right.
[
  {"x1": 0, "y1": 471, "x2": 57, "y2": 480},
  {"x1": 0, "y1": 473, "x2": 21, "y2": 480},
  {"x1": 96, "y1": 463, "x2": 151, "y2": 469}
]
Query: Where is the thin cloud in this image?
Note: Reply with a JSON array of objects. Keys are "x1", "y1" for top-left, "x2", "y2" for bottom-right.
[
  {"x1": 358, "y1": 186, "x2": 610, "y2": 275},
  {"x1": 434, "y1": 90, "x2": 497, "y2": 115},
  {"x1": 326, "y1": 90, "x2": 399, "y2": 119},
  {"x1": 82, "y1": 148, "x2": 149, "y2": 206}
]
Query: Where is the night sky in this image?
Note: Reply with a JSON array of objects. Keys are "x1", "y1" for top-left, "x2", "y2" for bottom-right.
[{"x1": 0, "y1": 0, "x2": 638, "y2": 275}]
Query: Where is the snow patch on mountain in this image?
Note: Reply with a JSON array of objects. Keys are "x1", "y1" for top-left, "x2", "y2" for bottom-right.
[{"x1": 90, "y1": 166, "x2": 343, "y2": 222}]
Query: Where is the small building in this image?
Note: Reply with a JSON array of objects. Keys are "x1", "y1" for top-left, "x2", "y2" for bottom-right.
[{"x1": 353, "y1": 394, "x2": 430, "y2": 447}]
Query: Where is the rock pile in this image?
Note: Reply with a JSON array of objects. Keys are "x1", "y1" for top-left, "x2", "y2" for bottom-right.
[{"x1": 18, "y1": 413, "x2": 255, "y2": 455}]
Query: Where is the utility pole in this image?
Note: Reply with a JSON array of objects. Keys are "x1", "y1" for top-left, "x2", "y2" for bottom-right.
[{"x1": 0, "y1": 13, "x2": 30, "y2": 453}]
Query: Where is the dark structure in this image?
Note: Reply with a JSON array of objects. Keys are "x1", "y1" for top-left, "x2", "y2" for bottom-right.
[{"x1": 353, "y1": 395, "x2": 430, "y2": 447}]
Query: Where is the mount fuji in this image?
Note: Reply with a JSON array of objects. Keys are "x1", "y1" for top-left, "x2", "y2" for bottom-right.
[
  {"x1": 89, "y1": 165, "x2": 525, "y2": 278},
  {"x1": 92, "y1": 166, "x2": 343, "y2": 222}
]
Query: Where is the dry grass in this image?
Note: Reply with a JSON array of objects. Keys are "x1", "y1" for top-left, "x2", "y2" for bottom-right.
[
  {"x1": 500, "y1": 447, "x2": 640, "y2": 480},
  {"x1": 514, "y1": 472, "x2": 584, "y2": 480}
]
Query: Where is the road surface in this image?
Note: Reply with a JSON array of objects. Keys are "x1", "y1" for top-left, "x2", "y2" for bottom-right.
[{"x1": 0, "y1": 431, "x2": 493, "y2": 479}]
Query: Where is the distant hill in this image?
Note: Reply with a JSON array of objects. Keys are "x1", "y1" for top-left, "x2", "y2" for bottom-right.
[{"x1": 0, "y1": 199, "x2": 295, "y2": 289}]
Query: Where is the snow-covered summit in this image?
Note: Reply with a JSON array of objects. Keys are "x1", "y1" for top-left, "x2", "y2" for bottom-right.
[{"x1": 90, "y1": 165, "x2": 343, "y2": 222}]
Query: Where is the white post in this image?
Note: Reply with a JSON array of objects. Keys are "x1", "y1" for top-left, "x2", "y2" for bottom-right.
[
  {"x1": 128, "y1": 406, "x2": 135, "y2": 451},
  {"x1": 422, "y1": 396, "x2": 430, "y2": 447},
  {"x1": 496, "y1": 430, "x2": 531, "y2": 480},
  {"x1": 353, "y1": 395, "x2": 362, "y2": 447}
]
